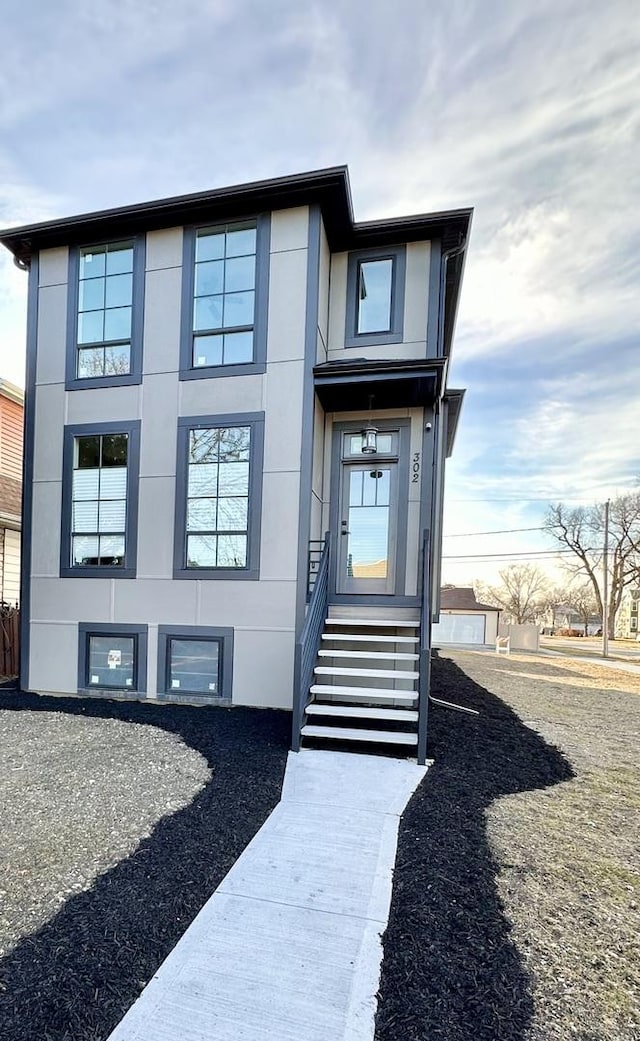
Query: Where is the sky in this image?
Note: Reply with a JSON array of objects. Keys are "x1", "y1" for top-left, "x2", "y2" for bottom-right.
[{"x1": 0, "y1": 0, "x2": 638, "y2": 586}]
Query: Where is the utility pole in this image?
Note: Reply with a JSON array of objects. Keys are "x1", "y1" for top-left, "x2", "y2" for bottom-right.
[{"x1": 602, "y1": 499, "x2": 610, "y2": 658}]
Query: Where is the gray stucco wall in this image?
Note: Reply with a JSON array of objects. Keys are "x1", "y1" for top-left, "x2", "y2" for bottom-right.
[{"x1": 28, "y1": 208, "x2": 311, "y2": 708}]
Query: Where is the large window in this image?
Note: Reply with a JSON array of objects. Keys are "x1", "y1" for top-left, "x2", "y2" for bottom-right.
[
  {"x1": 186, "y1": 425, "x2": 250, "y2": 569},
  {"x1": 71, "y1": 433, "x2": 128, "y2": 567},
  {"x1": 345, "y1": 245, "x2": 406, "y2": 347},
  {"x1": 61, "y1": 421, "x2": 141, "y2": 578},
  {"x1": 78, "y1": 623, "x2": 147, "y2": 693},
  {"x1": 174, "y1": 413, "x2": 264, "y2": 580},
  {"x1": 66, "y1": 237, "x2": 145, "y2": 390},
  {"x1": 180, "y1": 218, "x2": 270, "y2": 379},
  {"x1": 157, "y1": 626, "x2": 233, "y2": 701}
]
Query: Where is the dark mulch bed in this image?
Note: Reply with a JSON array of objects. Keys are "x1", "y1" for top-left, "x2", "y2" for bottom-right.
[
  {"x1": 375, "y1": 653, "x2": 575, "y2": 1041},
  {"x1": 0, "y1": 691, "x2": 289, "y2": 1041}
]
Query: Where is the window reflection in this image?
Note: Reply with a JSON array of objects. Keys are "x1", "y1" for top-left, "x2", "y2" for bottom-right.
[{"x1": 357, "y1": 258, "x2": 393, "y2": 333}]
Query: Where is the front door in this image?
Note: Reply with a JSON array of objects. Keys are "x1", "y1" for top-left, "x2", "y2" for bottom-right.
[{"x1": 337, "y1": 453, "x2": 399, "y2": 595}]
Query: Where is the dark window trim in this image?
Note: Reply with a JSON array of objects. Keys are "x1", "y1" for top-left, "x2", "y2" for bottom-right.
[
  {"x1": 179, "y1": 214, "x2": 270, "y2": 380},
  {"x1": 173, "y1": 411, "x2": 264, "y2": 581},
  {"x1": 345, "y1": 244, "x2": 406, "y2": 348},
  {"x1": 60, "y1": 419, "x2": 141, "y2": 579},
  {"x1": 78, "y1": 622, "x2": 148, "y2": 695},
  {"x1": 65, "y1": 234, "x2": 146, "y2": 391},
  {"x1": 157, "y1": 625, "x2": 234, "y2": 703}
]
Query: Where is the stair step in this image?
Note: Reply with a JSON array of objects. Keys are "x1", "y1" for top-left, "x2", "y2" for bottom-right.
[
  {"x1": 301, "y1": 724, "x2": 418, "y2": 746},
  {"x1": 310, "y1": 684, "x2": 417, "y2": 704},
  {"x1": 306, "y1": 704, "x2": 419, "y2": 722},
  {"x1": 322, "y1": 633, "x2": 419, "y2": 644},
  {"x1": 314, "y1": 665, "x2": 419, "y2": 680},
  {"x1": 318, "y1": 649, "x2": 419, "y2": 661},
  {"x1": 326, "y1": 618, "x2": 418, "y2": 628}
]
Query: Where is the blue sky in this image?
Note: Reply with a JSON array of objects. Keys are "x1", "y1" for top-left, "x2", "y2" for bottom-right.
[{"x1": 0, "y1": 0, "x2": 638, "y2": 583}]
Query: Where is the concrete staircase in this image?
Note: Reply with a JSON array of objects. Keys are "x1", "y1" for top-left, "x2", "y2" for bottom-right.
[{"x1": 301, "y1": 610, "x2": 421, "y2": 751}]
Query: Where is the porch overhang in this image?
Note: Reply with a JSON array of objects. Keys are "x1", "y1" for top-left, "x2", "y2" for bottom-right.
[{"x1": 313, "y1": 357, "x2": 447, "y2": 412}]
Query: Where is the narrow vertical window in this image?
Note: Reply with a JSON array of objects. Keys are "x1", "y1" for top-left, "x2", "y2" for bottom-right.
[
  {"x1": 76, "y1": 241, "x2": 134, "y2": 378},
  {"x1": 357, "y1": 258, "x2": 394, "y2": 333},
  {"x1": 71, "y1": 433, "x2": 128, "y2": 567},
  {"x1": 185, "y1": 425, "x2": 251, "y2": 569},
  {"x1": 192, "y1": 223, "x2": 257, "y2": 368},
  {"x1": 345, "y1": 246, "x2": 405, "y2": 347}
]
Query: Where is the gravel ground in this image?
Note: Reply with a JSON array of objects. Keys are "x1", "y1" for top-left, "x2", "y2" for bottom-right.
[
  {"x1": 375, "y1": 650, "x2": 640, "y2": 1041},
  {"x1": 0, "y1": 711, "x2": 211, "y2": 958},
  {"x1": 0, "y1": 692, "x2": 289, "y2": 1041}
]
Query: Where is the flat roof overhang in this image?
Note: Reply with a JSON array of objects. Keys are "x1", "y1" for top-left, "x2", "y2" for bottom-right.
[
  {"x1": 313, "y1": 358, "x2": 448, "y2": 412},
  {"x1": 0, "y1": 166, "x2": 472, "y2": 264}
]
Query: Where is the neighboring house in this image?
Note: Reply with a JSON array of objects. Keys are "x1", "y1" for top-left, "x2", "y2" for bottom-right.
[
  {"x1": 0, "y1": 167, "x2": 472, "y2": 764},
  {"x1": 0, "y1": 380, "x2": 23, "y2": 605},
  {"x1": 545, "y1": 604, "x2": 602, "y2": 636},
  {"x1": 616, "y1": 589, "x2": 639, "y2": 639},
  {"x1": 431, "y1": 587, "x2": 500, "y2": 646}
]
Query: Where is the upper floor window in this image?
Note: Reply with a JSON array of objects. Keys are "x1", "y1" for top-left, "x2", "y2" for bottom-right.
[
  {"x1": 357, "y1": 258, "x2": 393, "y2": 333},
  {"x1": 60, "y1": 420, "x2": 141, "y2": 578},
  {"x1": 179, "y1": 217, "x2": 270, "y2": 380},
  {"x1": 66, "y1": 236, "x2": 145, "y2": 391},
  {"x1": 345, "y1": 245, "x2": 406, "y2": 348},
  {"x1": 173, "y1": 412, "x2": 264, "y2": 580}
]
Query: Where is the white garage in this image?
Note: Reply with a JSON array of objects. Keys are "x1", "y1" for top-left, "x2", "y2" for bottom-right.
[
  {"x1": 432, "y1": 612, "x2": 486, "y2": 645},
  {"x1": 432, "y1": 587, "x2": 501, "y2": 647}
]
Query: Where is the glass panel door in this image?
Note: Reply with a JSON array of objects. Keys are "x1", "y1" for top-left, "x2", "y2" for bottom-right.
[{"x1": 338, "y1": 462, "x2": 398, "y2": 594}]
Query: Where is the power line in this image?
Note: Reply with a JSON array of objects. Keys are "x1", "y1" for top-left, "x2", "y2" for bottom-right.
[
  {"x1": 443, "y1": 549, "x2": 574, "y2": 560},
  {"x1": 447, "y1": 497, "x2": 596, "y2": 503},
  {"x1": 444, "y1": 526, "x2": 545, "y2": 537}
]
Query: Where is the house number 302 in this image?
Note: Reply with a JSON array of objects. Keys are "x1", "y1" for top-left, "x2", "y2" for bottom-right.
[{"x1": 412, "y1": 453, "x2": 420, "y2": 483}]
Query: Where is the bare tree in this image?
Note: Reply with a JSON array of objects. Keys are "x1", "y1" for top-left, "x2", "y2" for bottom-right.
[
  {"x1": 565, "y1": 582, "x2": 600, "y2": 636},
  {"x1": 545, "y1": 492, "x2": 640, "y2": 637},
  {"x1": 477, "y1": 564, "x2": 549, "y2": 624}
]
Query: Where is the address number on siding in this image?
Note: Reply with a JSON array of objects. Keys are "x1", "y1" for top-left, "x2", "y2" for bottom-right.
[{"x1": 412, "y1": 452, "x2": 420, "y2": 483}]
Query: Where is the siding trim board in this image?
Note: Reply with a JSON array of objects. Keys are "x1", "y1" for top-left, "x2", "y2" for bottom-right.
[
  {"x1": 178, "y1": 214, "x2": 270, "y2": 381},
  {"x1": 59, "y1": 419, "x2": 141, "y2": 579},
  {"x1": 295, "y1": 205, "x2": 320, "y2": 634},
  {"x1": 65, "y1": 234, "x2": 146, "y2": 391},
  {"x1": 20, "y1": 254, "x2": 39, "y2": 689},
  {"x1": 173, "y1": 411, "x2": 265, "y2": 581}
]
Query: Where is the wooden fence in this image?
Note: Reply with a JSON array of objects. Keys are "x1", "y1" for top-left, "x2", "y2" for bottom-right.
[{"x1": 0, "y1": 605, "x2": 19, "y2": 677}]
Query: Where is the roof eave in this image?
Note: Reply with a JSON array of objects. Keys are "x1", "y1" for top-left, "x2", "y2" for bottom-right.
[{"x1": 0, "y1": 167, "x2": 473, "y2": 263}]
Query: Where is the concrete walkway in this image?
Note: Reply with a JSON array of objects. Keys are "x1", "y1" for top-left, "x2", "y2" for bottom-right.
[{"x1": 107, "y1": 749, "x2": 427, "y2": 1041}]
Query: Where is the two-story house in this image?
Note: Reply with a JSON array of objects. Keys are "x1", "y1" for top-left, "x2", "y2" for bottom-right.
[{"x1": 0, "y1": 167, "x2": 471, "y2": 764}]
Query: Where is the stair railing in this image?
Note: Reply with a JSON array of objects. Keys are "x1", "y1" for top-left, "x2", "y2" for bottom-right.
[
  {"x1": 292, "y1": 531, "x2": 331, "y2": 752},
  {"x1": 417, "y1": 528, "x2": 431, "y2": 765}
]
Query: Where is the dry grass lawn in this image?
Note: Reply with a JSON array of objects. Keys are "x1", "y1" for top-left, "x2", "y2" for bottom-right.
[{"x1": 448, "y1": 649, "x2": 640, "y2": 1041}]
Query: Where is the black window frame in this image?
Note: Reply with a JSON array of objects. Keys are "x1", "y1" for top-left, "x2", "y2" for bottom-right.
[
  {"x1": 65, "y1": 234, "x2": 146, "y2": 391},
  {"x1": 345, "y1": 244, "x2": 406, "y2": 347},
  {"x1": 173, "y1": 411, "x2": 264, "y2": 581},
  {"x1": 157, "y1": 625, "x2": 234, "y2": 703},
  {"x1": 78, "y1": 622, "x2": 148, "y2": 695},
  {"x1": 179, "y1": 215, "x2": 270, "y2": 380},
  {"x1": 60, "y1": 420, "x2": 141, "y2": 579}
]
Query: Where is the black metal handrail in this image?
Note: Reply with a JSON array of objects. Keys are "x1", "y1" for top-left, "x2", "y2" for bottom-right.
[
  {"x1": 292, "y1": 531, "x2": 331, "y2": 751},
  {"x1": 417, "y1": 528, "x2": 431, "y2": 765}
]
